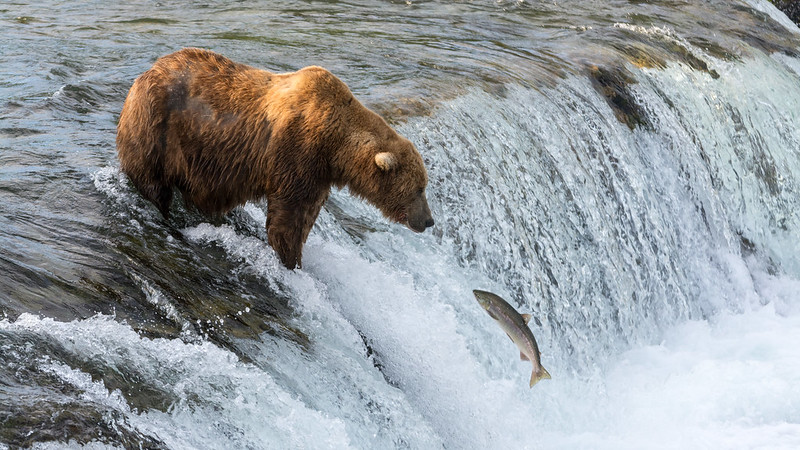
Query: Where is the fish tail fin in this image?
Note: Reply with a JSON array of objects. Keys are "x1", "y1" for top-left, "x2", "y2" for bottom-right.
[{"x1": 529, "y1": 366, "x2": 552, "y2": 388}]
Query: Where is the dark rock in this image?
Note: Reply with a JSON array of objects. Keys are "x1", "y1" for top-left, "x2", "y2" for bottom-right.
[{"x1": 771, "y1": 0, "x2": 800, "y2": 25}]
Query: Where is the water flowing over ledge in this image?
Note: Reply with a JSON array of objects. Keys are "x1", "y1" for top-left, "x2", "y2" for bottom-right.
[{"x1": 2, "y1": 0, "x2": 800, "y2": 448}]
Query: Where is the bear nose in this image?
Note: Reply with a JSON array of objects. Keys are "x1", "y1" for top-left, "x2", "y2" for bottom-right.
[{"x1": 425, "y1": 217, "x2": 435, "y2": 228}]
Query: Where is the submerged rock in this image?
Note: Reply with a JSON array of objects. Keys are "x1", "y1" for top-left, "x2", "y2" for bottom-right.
[{"x1": 587, "y1": 64, "x2": 648, "y2": 130}]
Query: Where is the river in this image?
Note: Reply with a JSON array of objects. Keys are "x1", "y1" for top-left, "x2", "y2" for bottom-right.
[{"x1": 2, "y1": 0, "x2": 800, "y2": 448}]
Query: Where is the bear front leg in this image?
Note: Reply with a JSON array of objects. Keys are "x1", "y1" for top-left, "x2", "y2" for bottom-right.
[{"x1": 266, "y1": 192, "x2": 328, "y2": 269}]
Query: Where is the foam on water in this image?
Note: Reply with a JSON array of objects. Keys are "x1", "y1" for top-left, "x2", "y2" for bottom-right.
[
  {"x1": 182, "y1": 223, "x2": 443, "y2": 448},
  {"x1": 7, "y1": 224, "x2": 796, "y2": 449},
  {"x1": 1, "y1": 313, "x2": 353, "y2": 449},
  {"x1": 45, "y1": 37, "x2": 800, "y2": 448},
  {"x1": 538, "y1": 301, "x2": 800, "y2": 449},
  {"x1": 175, "y1": 210, "x2": 800, "y2": 448}
]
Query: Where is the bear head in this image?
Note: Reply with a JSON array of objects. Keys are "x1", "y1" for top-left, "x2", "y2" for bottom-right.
[{"x1": 342, "y1": 131, "x2": 434, "y2": 233}]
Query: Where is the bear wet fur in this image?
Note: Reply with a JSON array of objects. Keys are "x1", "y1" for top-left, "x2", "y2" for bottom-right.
[{"x1": 117, "y1": 48, "x2": 434, "y2": 268}]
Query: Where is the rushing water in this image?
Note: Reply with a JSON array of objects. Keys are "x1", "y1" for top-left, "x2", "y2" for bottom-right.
[{"x1": 2, "y1": 0, "x2": 800, "y2": 448}]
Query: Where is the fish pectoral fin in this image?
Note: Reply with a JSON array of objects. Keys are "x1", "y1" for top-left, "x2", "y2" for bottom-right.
[
  {"x1": 520, "y1": 352, "x2": 529, "y2": 361},
  {"x1": 521, "y1": 314, "x2": 531, "y2": 324},
  {"x1": 505, "y1": 332, "x2": 515, "y2": 343}
]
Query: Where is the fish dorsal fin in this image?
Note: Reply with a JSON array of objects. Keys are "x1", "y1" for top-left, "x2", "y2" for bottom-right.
[
  {"x1": 520, "y1": 351, "x2": 529, "y2": 361},
  {"x1": 521, "y1": 314, "x2": 531, "y2": 324}
]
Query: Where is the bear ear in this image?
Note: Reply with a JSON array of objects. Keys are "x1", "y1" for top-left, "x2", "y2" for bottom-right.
[{"x1": 374, "y1": 152, "x2": 398, "y2": 172}]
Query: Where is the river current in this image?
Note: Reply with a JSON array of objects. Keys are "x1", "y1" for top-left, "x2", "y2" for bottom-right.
[{"x1": 2, "y1": 1, "x2": 800, "y2": 448}]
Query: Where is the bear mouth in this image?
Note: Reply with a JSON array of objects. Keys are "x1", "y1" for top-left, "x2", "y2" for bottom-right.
[
  {"x1": 395, "y1": 211, "x2": 423, "y2": 233},
  {"x1": 402, "y1": 214, "x2": 427, "y2": 233},
  {"x1": 397, "y1": 212, "x2": 409, "y2": 226},
  {"x1": 396, "y1": 211, "x2": 420, "y2": 233},
  {"x1": 406, "y1": 221, "x2": 426, "y2": 233}
]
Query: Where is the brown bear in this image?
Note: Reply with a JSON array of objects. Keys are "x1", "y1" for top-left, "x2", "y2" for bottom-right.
[{"x1": 117, "y1": 48, "x2": 434, "y2": 269}]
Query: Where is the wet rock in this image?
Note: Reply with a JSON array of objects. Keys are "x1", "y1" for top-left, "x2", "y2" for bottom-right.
[{"x1": 587, "y1": 65, "x2": 648, "y2": 130}]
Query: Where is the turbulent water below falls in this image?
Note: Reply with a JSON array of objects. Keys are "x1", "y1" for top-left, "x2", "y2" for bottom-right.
[{"x1": 2, "y1": 0, "x2": 800, "y2": 448}]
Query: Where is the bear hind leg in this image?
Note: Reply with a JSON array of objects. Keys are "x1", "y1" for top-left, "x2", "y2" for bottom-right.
[{"x1": 138, "y1": 180, "x2": 174, "y2": 220}]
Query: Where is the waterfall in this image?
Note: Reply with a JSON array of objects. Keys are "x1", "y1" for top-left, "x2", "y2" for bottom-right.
[{"x1": 2, "y1": 1, "x2": 800, "y2": 448}]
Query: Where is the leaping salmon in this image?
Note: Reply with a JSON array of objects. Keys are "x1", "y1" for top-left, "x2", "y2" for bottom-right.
[{"x1": 473, "y1": 289, "x2": 551, "y2": 388}]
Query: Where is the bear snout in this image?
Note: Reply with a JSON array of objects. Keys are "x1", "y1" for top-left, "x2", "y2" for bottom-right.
[
  {"x1": 406, "y1": 193, "x2": 434, "y2": 233},
  {"x1": 407, "y1": 214, "x2": 434, "y2": 233},
  {"x1": 407, "y1": 217, "x2": 431, "y2": 233}
]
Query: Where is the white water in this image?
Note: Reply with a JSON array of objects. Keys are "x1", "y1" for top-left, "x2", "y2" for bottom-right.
[
  {"x1": 6, "y1": 47, "x2": 800, "y2": 449},
  {"x1": 4, "y1": 231, "x2": 799, "y2": 449}
]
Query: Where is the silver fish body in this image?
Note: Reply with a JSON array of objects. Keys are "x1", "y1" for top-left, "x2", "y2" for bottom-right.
[{"x1": 473, "y1": 289, "x2": 551, "y2": 387}]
